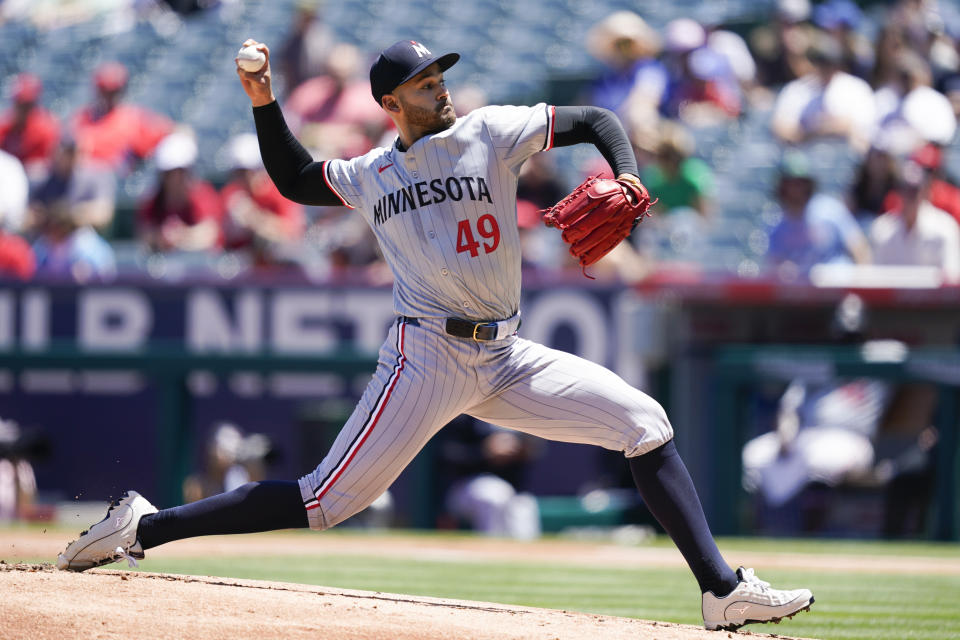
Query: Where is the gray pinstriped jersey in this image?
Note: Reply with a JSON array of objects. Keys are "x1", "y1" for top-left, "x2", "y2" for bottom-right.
[
  {"x1": 295, "y1": 105, "x2": 676, "y2": 533},
  {"x1": 323, "y1": 103, "x2": 556, "y2": 321}
]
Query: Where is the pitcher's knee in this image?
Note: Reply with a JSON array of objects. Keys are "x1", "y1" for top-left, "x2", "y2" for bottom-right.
[
  {"x1": 644, "y1": 397, "x2": 674, "y2": 441},
  {"x1": 655, "y1": 400, "x2": 674, "y2": 439},
  {"x1": 623, "y1": 398, "x2": 674, "y2": 457}
]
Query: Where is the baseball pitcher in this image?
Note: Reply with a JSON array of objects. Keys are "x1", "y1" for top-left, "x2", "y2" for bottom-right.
[{"x1": 58, "y1": 39, "x2": 813, "y2": 632}]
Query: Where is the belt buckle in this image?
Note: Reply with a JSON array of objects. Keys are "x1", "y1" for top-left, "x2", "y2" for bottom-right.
[{"x1": 472, "y1": 322, "x2": 496, "y2": 341}]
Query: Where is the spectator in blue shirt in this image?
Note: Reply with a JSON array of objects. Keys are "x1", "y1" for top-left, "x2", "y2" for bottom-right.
[
  {"x1": 28, "y1": 138, "x2": 116, "y2": 232},
  {"x1": 585, "y1": 11, "x2": 668, "y2": 122},
  {"x1": 766, "y1": 150, "x2": 871, "y2": 276},
  {"x1": 32, "y1": 199, "x2": 116, "y2": 281}
]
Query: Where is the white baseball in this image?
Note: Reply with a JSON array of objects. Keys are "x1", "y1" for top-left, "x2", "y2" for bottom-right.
[{"x1": 237, "y1": 45, "x2": 266, "y2": 72}]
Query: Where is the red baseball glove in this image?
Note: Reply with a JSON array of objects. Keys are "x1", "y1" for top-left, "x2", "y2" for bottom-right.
[{"x1": 542, "y1": 174, "x2": 654, "y2": 274}]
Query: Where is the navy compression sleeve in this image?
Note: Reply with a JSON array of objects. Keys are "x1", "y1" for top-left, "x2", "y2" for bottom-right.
[
  {"x1": 252, "y1": 101, "x2": 343, "y2": 206},
  {"x1": 551, "y1": 106, "x2": 638, "y2": 178},
  {"x1": 137, "y1": 481, "x2": 308, "y2": 548},
  {"x1": 629, "y1": 440, "x2": 739, "y2": 596}
]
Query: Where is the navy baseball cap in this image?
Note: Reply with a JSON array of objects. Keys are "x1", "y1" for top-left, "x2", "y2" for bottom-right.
[{"x1": 370, "y1": 40, "x2": 460, "y2": 106}]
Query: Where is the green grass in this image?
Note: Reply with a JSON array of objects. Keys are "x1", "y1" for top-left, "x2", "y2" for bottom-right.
[{"x1": 133, "y1": 536, "x2": 959, "y2": 640}]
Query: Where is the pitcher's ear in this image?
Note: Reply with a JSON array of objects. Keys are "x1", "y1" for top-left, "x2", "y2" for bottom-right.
[{"x1": 382, "y1": 94, "x2": 401, "y2": 113}]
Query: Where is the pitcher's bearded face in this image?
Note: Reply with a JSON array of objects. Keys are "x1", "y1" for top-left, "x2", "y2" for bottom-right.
[{"x1": 393, "y1": 64, "x2": 456, "y2": 134}]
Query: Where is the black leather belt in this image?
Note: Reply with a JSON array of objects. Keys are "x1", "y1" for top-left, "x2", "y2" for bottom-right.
[
  {"x1": 445, "y1": 317, "x2": 502, "y2": 341},
  {"x1": 401, "y1": 315, "x2": 520, "y2": 341},
  {"x1": 445, "y1": 314, "x2": 520, "y2": 342}
]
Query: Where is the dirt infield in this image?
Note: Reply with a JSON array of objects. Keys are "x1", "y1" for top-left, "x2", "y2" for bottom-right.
[
  {"x1": 2, "y1": 527, "x2": 960, "y2": 639},
  {"x1": 0, "y1": 563, "x2": 814, "y2": 640}
]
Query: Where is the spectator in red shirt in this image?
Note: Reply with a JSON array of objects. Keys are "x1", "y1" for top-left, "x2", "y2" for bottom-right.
[
  {"x1": 220, "y1": 133, "x2": 304, "y2": 266},
  {"x1": 70, "y1": 62, "x2": 174, "y2": 174},
  {"x1": 137, "y1": 131, "x2": 223, "y2": 252},
  {"x1": 0, "y1": 74, "x2": 60, "y2": 178},
  {"x1": 0, "y1": 231, "x2": 35, "y2": 280},
  {"x1": 0, "y1": 205, "x2": 35, "y2": 280},
  {"x1": 882, "y1": 143, "x2": 960, "y2": 227}
]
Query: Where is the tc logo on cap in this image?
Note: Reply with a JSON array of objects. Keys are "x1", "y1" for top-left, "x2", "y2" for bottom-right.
[{"x1": 410, "y1": 41, "x2": 431, "y2": 58}]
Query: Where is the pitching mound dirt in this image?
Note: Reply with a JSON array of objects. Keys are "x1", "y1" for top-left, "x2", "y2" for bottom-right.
[{"x1": 0, "y1": 563, "x2": 814, "y2": 640}]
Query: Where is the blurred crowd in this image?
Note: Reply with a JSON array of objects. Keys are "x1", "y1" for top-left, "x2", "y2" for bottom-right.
[
  {"x1": 0, "y1": 56, "x2": 309, "y2": 281},
  {"x1": 577, "y1": 0, "x2": 960, "y2": 284},
  {"x1": 1, "y1": 0, "x2": 960, "y2": 286}
]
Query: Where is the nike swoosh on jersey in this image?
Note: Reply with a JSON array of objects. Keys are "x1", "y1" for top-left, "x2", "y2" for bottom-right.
[{"x1": 378, "y1": 163, "x2": 395, "y2": 174}]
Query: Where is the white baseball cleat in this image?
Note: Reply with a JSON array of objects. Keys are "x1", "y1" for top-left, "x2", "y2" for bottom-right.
[
  {"x1": 702, "y1": 567, "x2": 814, "y2": 631},
  {"x1": 56, "y1": 490, "x2": 157, "y2": 572}
]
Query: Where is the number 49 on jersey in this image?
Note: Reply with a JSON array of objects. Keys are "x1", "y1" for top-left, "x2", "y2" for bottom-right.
[{"x1": 456, "y1": 215, "x2": 500, "y2": 257}]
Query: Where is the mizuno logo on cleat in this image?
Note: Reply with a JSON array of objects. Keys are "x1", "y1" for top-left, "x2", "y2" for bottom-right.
[{"x1": 729, "y1": 605, "x2": 751, "y2": 615}]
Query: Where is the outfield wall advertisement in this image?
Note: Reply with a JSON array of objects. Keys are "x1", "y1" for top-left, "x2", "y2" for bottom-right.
[{"x1": 0, "y1": 280, "x2": 645, "y2": 519}]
